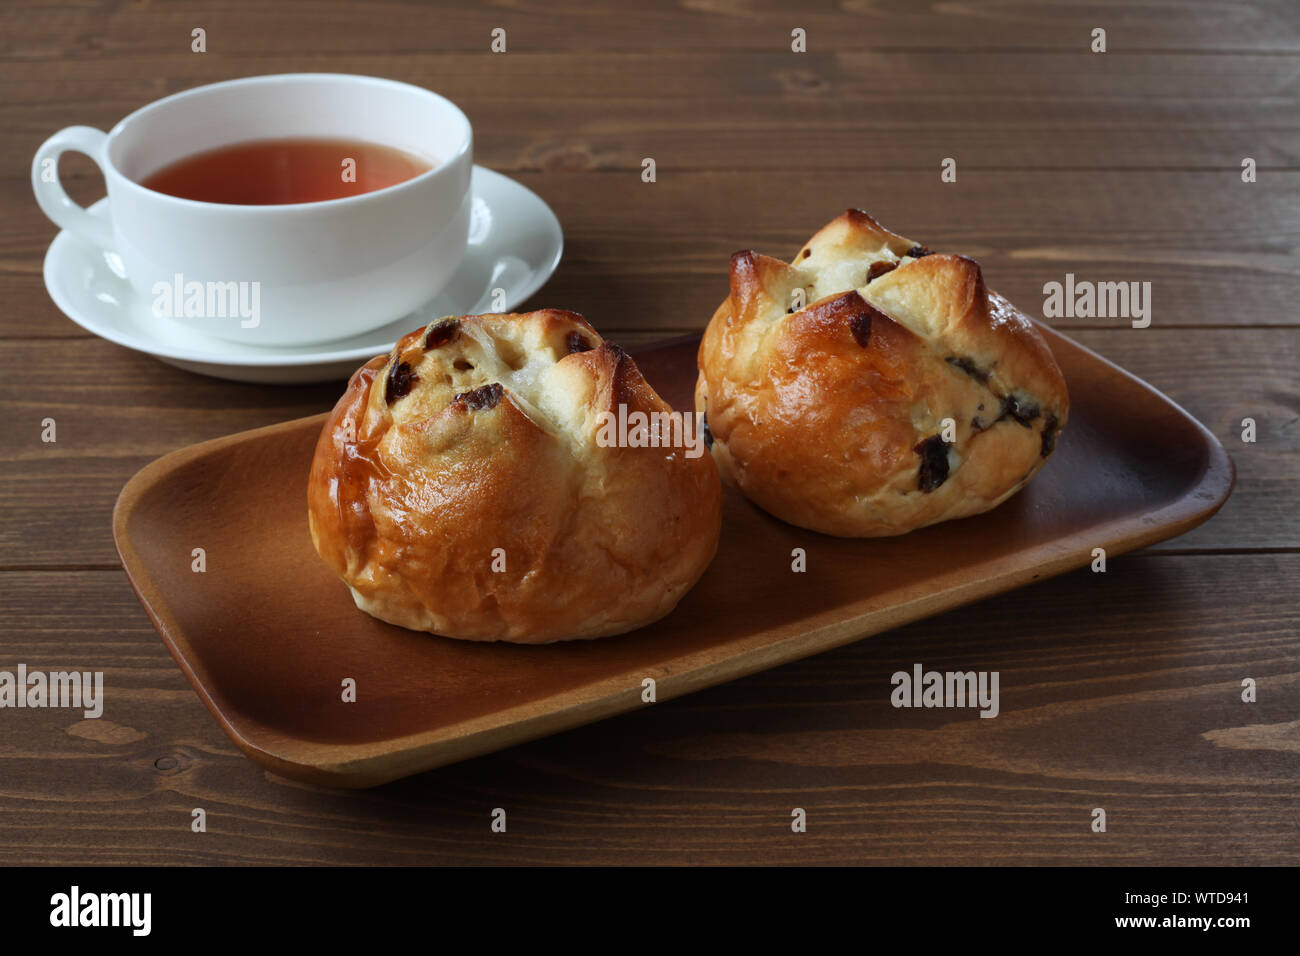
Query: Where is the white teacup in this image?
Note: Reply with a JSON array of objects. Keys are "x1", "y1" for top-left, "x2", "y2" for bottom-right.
[{"x1": 31, "y1": 73, "x2": 473, "y2": 347}]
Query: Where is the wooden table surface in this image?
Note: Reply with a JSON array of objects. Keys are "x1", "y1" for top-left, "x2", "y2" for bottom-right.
[{"x1": 2, "y1": 0, "x2": 1297, "y2": 865}]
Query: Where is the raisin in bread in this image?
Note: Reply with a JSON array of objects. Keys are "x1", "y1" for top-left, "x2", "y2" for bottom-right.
[
  {"x1": 310, "y1": 309, "x2": 721, "y2": 642},
  {"x1": 694, "y1": 210, "x2": 1068, "y2": 537}
]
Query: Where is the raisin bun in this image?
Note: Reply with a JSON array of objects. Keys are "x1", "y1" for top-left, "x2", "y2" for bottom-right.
[
  {"x1": 695, "y1": 209, "x2": 1068, "y2": 537},
  {"x1": 309, "y1": 309, "x2": 721, "y2": 643}
]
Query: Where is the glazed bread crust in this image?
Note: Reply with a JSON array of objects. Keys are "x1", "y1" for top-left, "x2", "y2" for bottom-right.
[
  {"x1": 695, "y1": 210, "x2": 1069, "y2": 537},
  {"x1": 309, "y1": 310, "x2": 722, "y2": 642}
]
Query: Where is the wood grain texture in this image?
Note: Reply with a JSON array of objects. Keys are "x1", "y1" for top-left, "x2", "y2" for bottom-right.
[
  {"x1": 5, "y1": 0, "x2": 1298, "y2": 58},
  {"x1": 5, "y1": 51, "x2": 1298, "y2": 174},
  {"x1": 7, "y1": 170, "x2": 1298, "y2": 341},
  {"x1": 0, "y1": 328, "x2": 1291, "y2": 567},
  {"x1": 1, "y1": 0, "x2": 1297, "y2": 865},
  {"x1": 0, "y1": 553, "x2": 1295, "y2": 865}
]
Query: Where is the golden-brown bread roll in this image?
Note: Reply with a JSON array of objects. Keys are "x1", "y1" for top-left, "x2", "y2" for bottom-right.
[
  {"x1": 695, "y1": 209, "x2": 1069, "y2": 537},
  {"x1": 309, "y1": 309, "x2": 721, "y2": 643}
]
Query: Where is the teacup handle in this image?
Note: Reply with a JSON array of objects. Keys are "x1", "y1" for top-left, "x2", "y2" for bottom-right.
[{"x1": 31, "y1": 126, "x2": 114, "y2": 250}]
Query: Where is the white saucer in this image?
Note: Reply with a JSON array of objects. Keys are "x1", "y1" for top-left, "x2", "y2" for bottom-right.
[{"x1": 42, "y1": 166, "x2": 563, "y2": 384}]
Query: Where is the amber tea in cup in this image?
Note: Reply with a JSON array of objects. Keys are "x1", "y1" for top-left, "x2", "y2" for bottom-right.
[
  {"x1": 139, "y1": 136, "x2": 434, "y2": 205},
  {"x1": 32, "y1": 73, "x2": 474, "y2": 345}
]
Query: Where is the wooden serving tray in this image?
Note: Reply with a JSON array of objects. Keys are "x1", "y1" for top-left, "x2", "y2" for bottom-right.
[{"x1": 114, "y1": 328, "x2": 1233, "y2": 787}]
